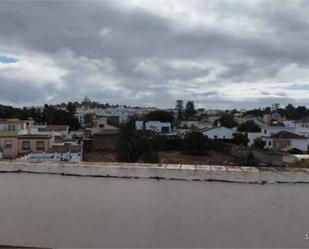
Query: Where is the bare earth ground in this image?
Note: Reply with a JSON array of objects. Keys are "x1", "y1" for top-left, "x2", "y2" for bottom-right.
[
  {"x1": 83, "y1": 150, "x2": 238, "y2": 165},
  {"x1": 83, "y1": 151, "x2": 118, "y2": 162},
  {"x1": 159, "y1": 151, "x2": 238, "y2": 165}
]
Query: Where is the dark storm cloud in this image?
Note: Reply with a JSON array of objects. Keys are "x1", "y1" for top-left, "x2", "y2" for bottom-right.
[
  {"x1": 0, "y1": 76, "x2": 58, "y2": 105},
  {"x1": 0, "y1": 0, "x2": 309, "y2": 108}
]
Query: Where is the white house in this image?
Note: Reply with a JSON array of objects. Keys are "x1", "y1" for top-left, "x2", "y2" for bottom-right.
[
  {"x1": 144, "y1": 121, "x2": 171, "y2": 133},
  {"x1": 260, "y1": 126, "x2": 295, "y2": 137},
  {"x1": 263, "y1": 131, "x2": 309, "y2": 152},
  {"x1": 180, "y1": 121, "x2": 199, "y2": 129},
  {"x1": 248, "y1": 126, "x2": 296, "y2": 146},
  {"x1": 282, "y1": 120, "x2": 296, "y2": 128},
  {"x1": 202, "y1": 126, "x2": 234, "y2": 140},
  {"x1": 74, "y1": 111, "x2": 85, "y2": 125},
  {"x1": 135, "y1": 121, "x2": 144, "y2": 130},
  {"x1": 293, "y1": 118, "x2": 309, "y2": 137},
  {"x1": 135, "y1": 121, "x2": 171, "y2": 133}
]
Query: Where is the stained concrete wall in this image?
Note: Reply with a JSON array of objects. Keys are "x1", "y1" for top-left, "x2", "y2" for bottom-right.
[{"x1": 0, "y1": 162, "x2": 309, "y2": 248}]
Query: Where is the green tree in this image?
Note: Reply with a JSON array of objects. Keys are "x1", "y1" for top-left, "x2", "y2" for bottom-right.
[
  {"x1": 42, "y1": 104, "x2": 80, "y2": 130},
  {"x1": 116, "y1": 119, "x2": 159, "y2": 163},
  {"x1": 183, "y1": 131, "x2": 209, "y2": 154},
  {"x1": 185, "y1": 100, "x2": 197, "y2": 120},
  {"x1": 145, "y1": 110, "x2": 174, "y2": 123},
  {"x1": 84, "y1": 113, "x2": 95, "y2": 125},
  {"x1": 214, "y1": 114, "x2": 237, "y2": 128},
  {"x1": 245, "y1": 108, "x2": 264, "y2": 117},
  {"x1": 233, "y1": 133, "x2": 249, "y2": 146},
  {"x1": 66, "y1": 102, "x2": 76, "y2": 115},
  {"x1": 176, "y1": 100, "x2": 184, "y2": 120},
  {"x1": 296, "y1": 106, "x2": 308, "y2": 119},
  {"x1": 264, "y1": 107, "x2": 272, "y2": 114},
  {"x1": 238, "y1": 120, "x2": 261, "y2": 133},
  {"x1": 285, "y1": 104, "x2": 296, "y2": 119},
  {"x1": 253, "y1": 138, "x2": 266, "y2": 149}
]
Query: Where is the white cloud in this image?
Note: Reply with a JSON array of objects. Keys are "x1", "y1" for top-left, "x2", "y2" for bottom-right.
[
  {"x1": 134, "y1": 58, "x2": 163, "y2": 78},
  {"x1": 0, "y1": 52, "x2": 66, "y2": 84},
  {"x1": 1, "y1": 1, "x2": 309, "y2": 108},
  {"x1": 99, "y1": 27, "x2": 113, "y2": 41}
]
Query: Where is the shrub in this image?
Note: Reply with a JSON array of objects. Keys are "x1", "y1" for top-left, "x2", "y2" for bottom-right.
[
  {"x1": 145, "y1": 110, "x2": 174, "y2": 123},
  {"x1": 253, "y1": 138, "x2": 266, "y2": 149},
  {"x1": 183, "y1": 131, "x2": 209, "y2": 154},
  {"x1": 233, "y1": 133, "x2": 249, "y2": 146},
  {"x1": 152, "y1": 135, "x2": 184, "y2": 151},
  {"x1": 244, "y1": 151, "x2": 258, "y2": 166},
  {"x1": 214, "y1": 114, "x2": 237, "y2": 128},
  {"x1": 116, "y1": 120, "x2": 159, "y2": 163},
  {"x1": 212, "y1": 140, "x2": 234, "y2": 154},
  {"x1": 238, "y1": 120, "x2": 261, "y2": 133}
]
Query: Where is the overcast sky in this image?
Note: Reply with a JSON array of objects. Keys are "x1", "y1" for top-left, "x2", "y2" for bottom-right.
[{"x1": 0, "y1": 0, "x2": 309, "y2": 109}]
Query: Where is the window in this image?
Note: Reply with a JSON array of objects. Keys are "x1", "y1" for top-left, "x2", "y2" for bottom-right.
[
  {"x1": 214, "y1": 135, "x2": 218, "y2": 140},
  {"x1": 4, "y1": 140, "x2": 12, "y2": 149},
  {"x1": 161, "y1": 126, "x2": 170, "y2": 133},
  {"x1": 268, "y1": 141, "x2": 272, "y2": 147},
  {"x1": 22, "y1": 141, "x2": 31, "y2": 150},
  {"x1": 99, "y1": 124, "x2": 105, "y2": 128},
  {"x1": 264, "y1": 129, "x2": 267, "y2": 134},
  {"x1": 36, "y1": 141, "x2": 45, "y2": 150},
  {"x1": 8, "y1": 124, "x2": 15, "y2": 131}
]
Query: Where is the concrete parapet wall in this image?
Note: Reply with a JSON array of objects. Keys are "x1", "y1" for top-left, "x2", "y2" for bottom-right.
[
  {"x1": 1, "y1": 161, "x2": 309, "y2": 248},
  {"x1": 0, "y1": 161, "x2": 309, "y2": 184}
]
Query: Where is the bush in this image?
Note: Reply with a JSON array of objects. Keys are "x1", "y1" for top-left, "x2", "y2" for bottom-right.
[
  {"x1": 238, "y1": 120, "x2": 261, "y2": 133},
  {"x1": 151, "y1": 135, "x2": 184, "y2": 151},
  {"x1": 212, "y1": 140, "x2": 234, "y2": 154},
  {"x1": 253, "y1": 138, "x2": 266, "y2": 149},
  {"x1": 242, "y1": 151, "x2": 258, "y2": 166},
  {"x1": 140, "y1": 148, "x2": 160, "y2": 163},
  {"x1": 116, "y1": 120, "x2": 159, "y2": 163},
  {"x1": 183, "y1": 131, "x2": 209, "y2": 154},
  {"x1": 145, "y1": 110, "x2": 174, "y2": 123},
  {"x1": 233, "y1": 133, "x2": 249, "y2": 146},
  {"x1": 235, "y1": 151, "x2": 258, "y2": 166},
  {"x1": 214, "y1": 114, "x2": 237, "y2": 128}
]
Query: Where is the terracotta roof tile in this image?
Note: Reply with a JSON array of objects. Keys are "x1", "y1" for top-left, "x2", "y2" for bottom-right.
[{"x1": 270, "y1": 131, "x2": 306, "y2": 139}]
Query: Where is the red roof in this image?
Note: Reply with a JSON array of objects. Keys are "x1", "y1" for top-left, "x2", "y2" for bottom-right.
[{"x1": 270, "y1": 131, "x2": 306, "y2": 139}]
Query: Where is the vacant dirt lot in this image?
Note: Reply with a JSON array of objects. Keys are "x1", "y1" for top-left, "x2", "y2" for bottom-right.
[
  {"x1": 83, "y1": 151, "x2": 117, "y2": 162},
  {"x1": 159, "y1": 151, "x2": 238, "y2": 165},
  {"x1": 83, "y1": 150, "x2": 238, "y2": 165}
]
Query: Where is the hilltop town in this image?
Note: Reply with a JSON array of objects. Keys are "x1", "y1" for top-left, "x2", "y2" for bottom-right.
[{"x1": 0, "y1": 97, "x2": 308, "y2": 167}]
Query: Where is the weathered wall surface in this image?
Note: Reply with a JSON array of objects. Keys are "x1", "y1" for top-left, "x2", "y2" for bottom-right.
[
  {"x1": 0, "y1": 162, "x2": 309, "y2": 248},
  {"x1": 230, "y1": 145, "x2": 296, "y2": 166}
]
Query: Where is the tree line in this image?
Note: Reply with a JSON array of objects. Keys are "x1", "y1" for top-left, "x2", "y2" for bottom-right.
[
  {"x1": 0, "y1": 104, "x2": 80, "y2": 130},
  {"x1": 245, "y1": 104, "x2": 309, "y2": 120}
]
